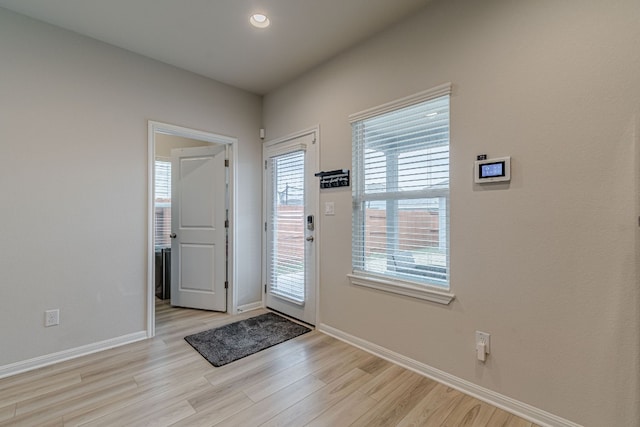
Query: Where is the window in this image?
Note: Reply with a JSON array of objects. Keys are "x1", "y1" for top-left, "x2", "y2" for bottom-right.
[
  {"x1": 268, "y1": 150, "x2": 306, "y2": 303},
  {"x1": 349, "y1": 84, "x2": 454, "y2": 304},
  {"x1": 154, "y1": 159, "x2": 171, "y2": 249}
]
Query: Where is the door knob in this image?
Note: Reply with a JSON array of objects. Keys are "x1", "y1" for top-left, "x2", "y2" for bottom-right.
[
  {"x1": 306, "y1": 236, "x2": 314, "y2": 242},
  {"x1": 170, "y1": 233, "x2": 177, "y2": 239}
]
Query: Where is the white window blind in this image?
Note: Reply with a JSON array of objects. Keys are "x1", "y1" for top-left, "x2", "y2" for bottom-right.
[
  {"x1": 352, "y1": 92, "x2": 450, "y2": 288},
  {"x1": 154, "y1": 160, "x2": 171, "y2": 249},
  {"x1": 268, "y1": 150, "x2": 306, "y2": 303}
]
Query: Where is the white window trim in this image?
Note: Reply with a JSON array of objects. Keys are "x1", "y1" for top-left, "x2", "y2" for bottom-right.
[
  {"x1": 349, "y1": 82, "x2": 454, "y2": 305},
  {"x1": 349, "y1": 82, "x2": 452, "y2": 123},
  {"x1": 347, "y1": 273, "x2": 455, "y2": 305}
]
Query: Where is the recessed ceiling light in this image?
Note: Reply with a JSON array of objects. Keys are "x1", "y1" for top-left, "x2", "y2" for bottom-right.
[{"x1": 250, "y1": 13, "x2": 270, "y2": 28}]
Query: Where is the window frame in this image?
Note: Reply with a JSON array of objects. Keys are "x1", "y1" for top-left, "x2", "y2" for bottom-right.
[{"x1": 348, "y1": 83, "x2": 455, "y2": 305}]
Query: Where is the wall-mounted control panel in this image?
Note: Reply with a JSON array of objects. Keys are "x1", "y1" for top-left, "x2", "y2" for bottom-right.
[{"x1": 474, "y1": 156, "x2": 511, "y2": 183}]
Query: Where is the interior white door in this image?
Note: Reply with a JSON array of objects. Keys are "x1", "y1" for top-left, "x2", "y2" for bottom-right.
[
  {"x1": 170, "y1": 145, "x2": 227, "y2": 311},
  {"x1": 264, "y1": 133, "x2": 317, "y2": 325}
]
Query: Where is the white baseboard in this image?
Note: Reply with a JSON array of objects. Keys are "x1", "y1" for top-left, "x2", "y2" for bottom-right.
[
  {"x1": 0, "y1": 331, "x2": 148, "y2": 380},
  {"x1": 318, "y1": 323, "x2": 582, "y2": 427},
  {"x1": 236, "y1": 301, "x2": 263, "y2": 313}
]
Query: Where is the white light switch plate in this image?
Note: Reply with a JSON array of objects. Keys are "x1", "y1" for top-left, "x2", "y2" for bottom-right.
[{"x1": 324, "y1": 202, "x2": 335, "y2": 216}]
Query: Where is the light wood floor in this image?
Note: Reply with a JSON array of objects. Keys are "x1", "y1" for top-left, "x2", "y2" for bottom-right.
[{"x1": 0, "y1": 300, "x2": 539, "y2": 426}]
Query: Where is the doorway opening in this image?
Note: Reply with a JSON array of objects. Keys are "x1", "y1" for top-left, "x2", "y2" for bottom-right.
[{"x1": 147, "y1": 121, "x2": 237, "y2": 338}]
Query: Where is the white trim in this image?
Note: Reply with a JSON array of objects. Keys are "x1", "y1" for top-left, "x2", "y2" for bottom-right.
[
  {"x1": 152, "y1": 121, "x2": 236, "y2": 145},
  {"x1": 147, "y1": 120, "x2": 239, "y2": 333},
  {"x1": 318, "y1": 324, "x2": 582, "y2": 427},
  {"x1": 263, "y1": 126, "x2": 319, "y2": 147},
  {"x1": 349, "y1": 82, "x2": 452, "y2": 123},
  {"x1": 228, "y1": 137, "x2": 239, "y2": 315},
  {"x1": 263, "y1": 143, "x2": 308, "y2": 159},
  {"x1": 0, "y1": 331, "x2": 147, "y2": 380},
  {"x1": 147, "y1": 121, "x2": 156, "y2": 337},
  {"x1": 347, "y1": 273, "x2": 455, "y2": 305},
  {"x1": 236, "y1": 301, "x2": 264, "y2": 313}
]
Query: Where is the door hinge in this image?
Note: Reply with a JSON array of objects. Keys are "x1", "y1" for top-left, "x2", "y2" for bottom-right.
[
  {"x1": 265, "y1": 160, "x2": 267, "y2": 170},
  {"x1": 264, "y1": 284, "x2": 267, "y2": 293},
  {"x1": 225, "y1": 281, "x2": 229, "y2": 289},
  {"x1": 225, "y1": 159, "x2": 229, "y2": 167},
  {"x1": 264, "y1": 222, "x2": 267, "y2": 232},
  {"x1": 225, "y1": 219, "x2": 229, "y2": 228}
]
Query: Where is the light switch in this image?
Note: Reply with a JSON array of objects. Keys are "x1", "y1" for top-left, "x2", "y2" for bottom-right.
[{"x1": 324, "y1": 202, "x2": 335, "y2": 216}]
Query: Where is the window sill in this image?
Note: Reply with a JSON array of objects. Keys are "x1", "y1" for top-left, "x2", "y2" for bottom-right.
[{"x1": 347, "y1": 273, "x2": 455, "y2": 305}]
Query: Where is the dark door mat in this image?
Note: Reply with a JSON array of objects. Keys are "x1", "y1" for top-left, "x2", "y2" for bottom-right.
[{"x1": 184, "y1": 312, "x2": 311, "y2": 367}]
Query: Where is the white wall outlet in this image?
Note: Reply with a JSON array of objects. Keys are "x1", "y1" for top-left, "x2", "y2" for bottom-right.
[
  {"x1": 45, "y1": 309, "x2": 60, "y2": 327},
  {"x1": 475, "y1": 331, "x2": 491, "y2": 353},
  {"x1": 475, "y1": 331, "x2": 490, "y2": 361}
]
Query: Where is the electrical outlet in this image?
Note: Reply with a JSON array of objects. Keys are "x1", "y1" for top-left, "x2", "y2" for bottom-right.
[
  {"x1": 45, "y1": 309, "x2": 59, "y2": 327},
  {"x1": 475, "y1": 331, "x2": 490, "y2": 354}
]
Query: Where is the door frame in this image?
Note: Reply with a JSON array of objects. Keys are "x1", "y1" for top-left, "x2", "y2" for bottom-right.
[
  {"x1": 146, "y1": 120, "x2": 238, "y2": 338},
  {"x1": 262, "y1": 126, "x2": 320, "y2": 325}
]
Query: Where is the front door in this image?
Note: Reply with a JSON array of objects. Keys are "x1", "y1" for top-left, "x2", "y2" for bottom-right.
[
  {"x1": 170, "y1": 145, "x2": 227, "y2": 311},
  {"x1": 264, "y1": 132, "x2": 317, "y2": 325}
]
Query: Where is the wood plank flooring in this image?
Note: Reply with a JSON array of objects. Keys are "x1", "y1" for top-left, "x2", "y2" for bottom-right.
[{"x1": 0, "y1": 300, "x2": 539, "y2": 426}]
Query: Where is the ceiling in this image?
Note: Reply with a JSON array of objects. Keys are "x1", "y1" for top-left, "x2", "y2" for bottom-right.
[{"x1": 0, "y1": 0, "x2": 431, "y2": 95}]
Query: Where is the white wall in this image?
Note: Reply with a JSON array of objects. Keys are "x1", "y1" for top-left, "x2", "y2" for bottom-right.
[
  {"x1": 0, "y1": 8, "x2": 263, "y2": 366},
  {"x1": 264, "y1": 0, "x2": 640, "y2": 426}
]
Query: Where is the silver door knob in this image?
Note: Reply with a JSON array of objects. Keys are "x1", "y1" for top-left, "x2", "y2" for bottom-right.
[
  {"x1": 170, "y1": 233, "x2": 177, "y2": 239},
  {"x1": 306, "y1": 236, "x2": 314, "y2": 242}
]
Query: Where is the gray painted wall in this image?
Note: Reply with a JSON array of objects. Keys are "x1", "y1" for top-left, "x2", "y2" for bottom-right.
[
  {"x1": 0, "y1": 8, "x2": 263, "y2": 365},
  {"x1": 264, "y1": 1, "x2": 640, "y2": 426}
]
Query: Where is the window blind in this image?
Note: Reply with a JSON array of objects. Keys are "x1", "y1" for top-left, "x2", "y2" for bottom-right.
[
  {"x1": 352, "y1": 94, "x2": 450, "y2": 288},
  {"x1": 268, "y1": 150, "x2": 306, "y2": 303},
  {"x1": 154, "y1": 160, "x2": 172, "y2": 249}
]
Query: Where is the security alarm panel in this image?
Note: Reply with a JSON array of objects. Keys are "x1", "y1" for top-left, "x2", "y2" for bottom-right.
[{"x1": 474, "y1": 156, "x2": 511, "y2": 183}]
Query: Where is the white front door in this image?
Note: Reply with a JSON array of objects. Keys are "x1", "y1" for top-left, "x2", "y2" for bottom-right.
[
  {"x1": 170, "y1": 145, "x2": 227, "y2": 311},
  {"x1": 264, "y1": 132, "x2": 317, "y2": 325}
]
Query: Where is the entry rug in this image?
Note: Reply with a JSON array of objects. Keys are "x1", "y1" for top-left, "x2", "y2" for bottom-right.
[{"x1": 184, "y1": 312, "x2": 311, "y2": 367}]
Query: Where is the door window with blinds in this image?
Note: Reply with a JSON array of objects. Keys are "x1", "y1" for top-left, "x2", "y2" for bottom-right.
[
  {"x1": 267, "y1": 150, "x2": 306, "y2": 303},
  {"x1": 351, "y1": 85, "x2": 451, "y2": 291}
]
